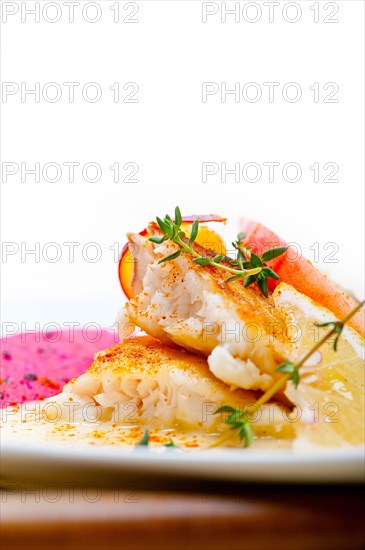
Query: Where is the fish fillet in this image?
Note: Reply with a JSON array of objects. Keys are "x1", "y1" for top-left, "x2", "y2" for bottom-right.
[
  {"x1": 44, "y1": 336, "x2": 273, "y2": 430},
  {"x1": 118, "y1": 226, "x2": 294, "y2": 395}
]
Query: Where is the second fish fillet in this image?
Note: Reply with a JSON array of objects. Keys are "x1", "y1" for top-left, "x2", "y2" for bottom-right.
[{"x1": 118, "y1": 226, "x2": 294, "y2": 394}]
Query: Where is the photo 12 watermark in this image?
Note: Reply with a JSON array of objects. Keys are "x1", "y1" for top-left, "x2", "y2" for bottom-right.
[
  {"x1": 201, "y1": 161, "x2": 340, "y2": 184},
  {"x1": 1, "y1": 480, "x2": 140, "y2": 503},
  {"x1": 201, "y1": 2, "x2": 340, "y2": 24},
  {"x1": 1, "y1": 1, "x2": 140, "y2": 24},
  {"x1": 202, "y1": 82, "x2": 339, "y2": 103},
  {"x1": 1, "y1": 161, "x2": 140, "y2": 184},
  {"x1": 1, "y1": 82, "x2": 140, "y2": 103}
]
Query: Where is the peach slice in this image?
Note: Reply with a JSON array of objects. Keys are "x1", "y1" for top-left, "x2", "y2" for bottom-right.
[
  {"x1": 119, "y1": 243, "x2": 135, "y2": 300},
  {"x1": 119, "y1": 215, "x2": 227, "y2": 300},
  {"x1": 180, "y1": 214, "x2": 227, "y2": 224},
  {"x1": 240, "y1": 218, "x2": 364, "y2": 336}
]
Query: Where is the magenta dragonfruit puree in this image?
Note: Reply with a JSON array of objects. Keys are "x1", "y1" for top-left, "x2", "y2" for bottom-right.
[{"x1": 0, "y1": 329, "x2": 117, "y2": 407}]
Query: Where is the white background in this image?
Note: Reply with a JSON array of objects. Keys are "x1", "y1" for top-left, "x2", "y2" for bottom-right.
[{"x1": 1, "y1": 0, "x2": 364, "y2": 332}]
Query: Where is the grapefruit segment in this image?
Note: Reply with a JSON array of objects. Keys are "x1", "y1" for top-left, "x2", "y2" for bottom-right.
[{"x1": 240, "y1": 218, "x2": 364, "y2": 335}]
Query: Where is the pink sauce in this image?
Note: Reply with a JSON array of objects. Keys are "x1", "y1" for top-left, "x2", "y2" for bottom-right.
[{"x1": 0, "y1": 329, "x2": 118, "y2": 407}]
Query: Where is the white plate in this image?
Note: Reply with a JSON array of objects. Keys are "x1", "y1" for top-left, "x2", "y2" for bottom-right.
[
  {"x1": 1, "y1": 441, "x2": 364, "y2": 484},
  {"x1": 2, "y1": 297, "x2": 364, "y2": 485}
]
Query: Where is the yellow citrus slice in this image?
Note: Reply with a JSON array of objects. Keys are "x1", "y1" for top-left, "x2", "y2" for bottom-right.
[
  {"x1": 182, "y1": 223, "x2": 227, "y2": 255},
  {"x1": 273, "y1": 283, "x2": 365, "y2": 447}
]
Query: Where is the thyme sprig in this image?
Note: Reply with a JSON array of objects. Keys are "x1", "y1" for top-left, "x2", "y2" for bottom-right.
[
  {"x1": 212, "y1": 300, "x2": 364, "y2": 448},
  {"x1": 149, "y1": 207, "x2": 284, "y2": 291},
  {"x1": 213, "y1": 405, "x2": 254, "y2": 448},
  {"x1": 231, "y1": 233, "x2": 287, "y2": 297}
]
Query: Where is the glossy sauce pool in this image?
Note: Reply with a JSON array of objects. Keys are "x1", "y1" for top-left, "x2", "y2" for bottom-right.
[{"x1": 1, "y1": 404, "x2": 292, "y2": 451}]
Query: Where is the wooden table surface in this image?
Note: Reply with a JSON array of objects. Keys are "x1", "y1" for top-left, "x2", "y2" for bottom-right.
[{"x1": 1, "y1": 476, "x2": 364, "y2": 550}]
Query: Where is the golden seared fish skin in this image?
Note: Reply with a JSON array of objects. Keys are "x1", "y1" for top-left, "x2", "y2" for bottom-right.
[
  {"x1": 118, "y1": 227, "x2": 294, "y2": 394},
  {"x1": 45, "y1": 336, "x2": 261, "y2": 430}
]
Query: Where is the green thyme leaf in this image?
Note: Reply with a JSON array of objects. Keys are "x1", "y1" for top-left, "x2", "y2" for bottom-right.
[
  {"x1": 189, "y1": 219, "x2": 199, "y2": 244},
  {"x1": 261, "y1": 267, "x2": 280, "y2": 280},
  {"x1": 149, "y1": 235, "x2": 168, "y2": 244},
  {"x1": 193, "y1": 257, "x2": 212, "y2": 266},
  {"x1": 276, "y1": 359, "x2": 296, "y2": 373},
  {"x1": 314, "y1": 321, "x2": 336, "y2": 328},
  {"x1": 226, "y1": 411, "x2": 244, "y2": 424},
  {"x1": 225, "y1": 274, "x2": 245, "y2": 283},
  {"x1": 291, "y1": 369, "x2": 300, "y2": 388},
  {"x1": 158, "y1": 250, "x2": 182, "y2": 264},
  {"x1": 261, "y1": 247, "x2": 288, "y2": 262},
  {"x1": 333, "y1": 334, "x2": 342, "y2": 351},
  {"x1": 137, "y1": 429, "x2": 149, "y2": 446},
  {"x1": 156, "y1": 216, "x2": 171, "y2": 235},
  {"x1": 314, "y1": 320, "x2": 344, "y2": 351},
  {"x1": 164, "y1": 437, "x2": 177, "y2": 448},
  {"x1": 238, "y1": 421, "x2": 254, "y2": 448},
  {"x1": 257, "y1": 277, "x2": 268, "y2": 298},
  {"x1": 174, "y1": 206, "x2": 182, "y2": 227},
  {"x1": 243, "y1": 274, "x2": 257, "y2": 287},
  {"x1": 214, "y1": 405, "x2": 237, "y2": 415},
  {"x1": 213, "y1": 254, "x2": 225, "y2": 263},
  {"x1": 250, "y1": 252, "x2": 263, "y2": 268},
  {"x1": 277, "y1": 360, "x2": 300, "y2": 388}
]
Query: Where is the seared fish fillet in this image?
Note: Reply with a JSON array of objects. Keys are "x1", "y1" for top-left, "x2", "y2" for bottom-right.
[
  {"x1": 45, "y1": 336, "x2": 263, "y2": 430},
  {"x1": 118, "y1": 226, "x2": 294, "y2": 394}
]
